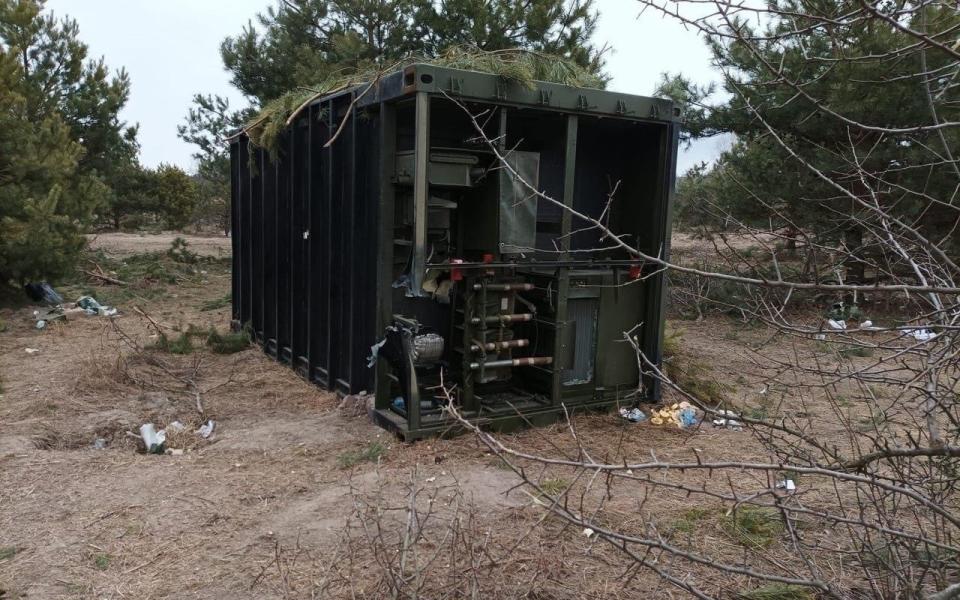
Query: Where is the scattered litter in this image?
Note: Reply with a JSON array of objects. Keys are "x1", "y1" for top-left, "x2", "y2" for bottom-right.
[
  {"x1": 25, "y1": 348, "x2": 40, "y2": 354},
  {"x1": 827, "y1": 319, "x2": 847, "y2": 331},
  {"x1": 908, "y1": 328, "x2": 938, "y2": 342},
  {"x1": 814, "y1": 333, "x2": 826, "y2": 341},
  {"x1": 367, "y1": 337, "x2": 388, "y2": 367},
  {"x1": 776, "y1": 479, "x2": 796, "y2": 492},
  {"x1": 389, "y1": 395, "x2": 435, "y2": 412},
  {"x1": 860, "y1": 320, "x2": 873, "y2": 328},
  {"x1": 139, "y1": 423, "x2": 166, "y2": 454},
  {"x1": 165, "y1": 448, "x2": 185, "y2": 456},
  {"x1": 650, "y1": 402, "x2": 699, "y2": 428},
  {"x1": 75, "y1": 296, "x2": 118, "y2": 317},
  {"x1": 828, "y1": 302, "x2": 865, "y2": 323},
  {"x1": 425, "y1": 476, "x2": 437, "y2": 483},
  {"x1": 23, "y1": 281, "x2": 63, "y2": 305},
  {"x1": 582, "y1": 527, "x2": 595, "y2": 537},
  {"x1": 712, "y1": 409, "x2": 743, "y2": 430},
  {"x1": 619, "y1": 407, "x2": 647, "y2": 423},
  {"x1": 33, "y1": 307, "x2": 66, "y2": 329},
  {"x1": 92, "y1": 438, "x2": 108, "y2": 450},
  {"x1": 166, "y1": 421, "x2": 186, "y2": 433},
  {"x1": 45, "y1": 311, "x2": 68, "y2": 322},
  {"x1": 678, "y1": 406, "x2": 699, "y2": 427},
  {"x1": 195, "y1": 420, "x2": 216, "y2": 439}
]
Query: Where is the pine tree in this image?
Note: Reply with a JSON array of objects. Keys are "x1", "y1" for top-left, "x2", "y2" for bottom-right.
[
  {"x1": 177, "y1": 94, "x2": 252, "y2": 233},
  {"x1": 0, "y1": 43, "x2": 89, "y2": 283},
  {"x1": 151, "y1": 164, "x2": 199, "y2": 231},
  {"x1": 662, "y1": 1, "x2": 960, "y2": 268},
  {"x1": 184, "y1": 0, "x2": 604, "y2": 219},
  {"x1": 0, "y1": 0, "x2": 137, "y2": 284},
  {"x1": 219, "y1": 0, "x2": 603, "y2": 105}
]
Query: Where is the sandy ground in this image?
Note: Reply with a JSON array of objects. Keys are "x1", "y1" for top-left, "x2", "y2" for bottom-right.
[
  {"x1": 0, "y1": 232, "x2": 872, "y2": 598},
  {"x1": 87, "y1": 232, "x2": 232, "y2": 258}
]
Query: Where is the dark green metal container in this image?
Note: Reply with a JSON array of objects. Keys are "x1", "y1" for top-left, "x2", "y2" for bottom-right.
[{"x1": 230, "y1": 64, "x2": 679, "y2": 440}]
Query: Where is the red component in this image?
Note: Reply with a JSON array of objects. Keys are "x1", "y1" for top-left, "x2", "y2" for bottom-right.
[
  {"x1": 629, "y1": 264, "x2": 642, "y2": 280},
  {"x1": 482, "y1": 253, "x2": 494, "y2": 264},
  {"x1": 450, "y1": 258, "x2": 464, "y2": 281}
]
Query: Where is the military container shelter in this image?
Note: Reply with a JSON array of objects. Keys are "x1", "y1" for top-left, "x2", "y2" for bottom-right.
[{"x1": 230, "y1": 63, "x2": 679, "y2": 439}]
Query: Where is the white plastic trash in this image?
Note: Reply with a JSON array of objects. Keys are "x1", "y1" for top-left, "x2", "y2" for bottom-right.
[
  {"x1": 712, "y1": 409, "x2": 743, "y2": 430},
  {"x1": 619, "y1": 407, "x2": 646, "y2": 423},
  {"x1": 139, "y1": 423, "x2": 166, "y2": 454},
  {"x1": 828, "y1": 319, "x2": 847, "y2": 331},
  {"x1": 910, "y1": 329, "x2": 937, "y2": 342},
  {"x1": 196, "y1": 420, "x2": 216, "y2": 439}
]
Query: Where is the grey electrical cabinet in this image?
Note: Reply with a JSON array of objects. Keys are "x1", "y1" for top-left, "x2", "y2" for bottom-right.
[{"x1": 230, "y1": 63, "x2": 680, "y2": 439}]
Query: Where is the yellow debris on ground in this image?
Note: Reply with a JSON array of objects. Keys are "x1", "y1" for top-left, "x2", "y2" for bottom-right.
[{"x1": 650, "y1": 401, "x2": 693, "y2": 427}]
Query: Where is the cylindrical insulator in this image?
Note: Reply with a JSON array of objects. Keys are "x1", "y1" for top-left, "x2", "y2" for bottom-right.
[
  {"x1": 470, "y1": 339, "x2": 529, "y2": 352},
  {"x1": 469, "y1": 356, "x2": 553, "y2": 370},
  {"x1": 472, "y1": 283, "x2": 535, "y2": 292},
  {"x1": 469, "y1": 313, "x2": 533, "y2": 324}
]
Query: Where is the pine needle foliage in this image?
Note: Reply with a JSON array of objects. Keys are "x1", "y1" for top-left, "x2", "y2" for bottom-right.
[
  {"x1": 243, "y1": 46, "x2": 604, "y2": 154},
  {"x1": 205, "y1": 327, "x2": 251, "y2": 354},
  {"x1": 435, "y1": 47, "x2": 603, "y2": 89}
]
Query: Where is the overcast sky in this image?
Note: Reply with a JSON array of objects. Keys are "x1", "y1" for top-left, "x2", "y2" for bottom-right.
[{"x1": 44, "y1": 0, "x2": 729, "y2": 173}]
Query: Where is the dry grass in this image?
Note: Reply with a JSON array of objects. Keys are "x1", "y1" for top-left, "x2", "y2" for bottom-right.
[{"x1": 0, "y1": 231, "x2": 915, "y2": 598}]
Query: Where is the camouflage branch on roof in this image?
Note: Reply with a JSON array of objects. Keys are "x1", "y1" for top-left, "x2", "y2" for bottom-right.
[{"x1": 243, "y1": 46, "x2": 606, "y2": 152}]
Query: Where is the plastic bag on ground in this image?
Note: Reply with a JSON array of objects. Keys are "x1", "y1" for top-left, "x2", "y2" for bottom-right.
[
  {"x1": 139, "y1": 423, "x2": 166, "y2": 454},
  {"x1": 776, "y1": 479, "x2": 796, "y2": 492},
  {"x1": 195, "y1": 420, "x2": 215, "y2": 439},
  {"x1": 909, "y1": 328, "x2": 937, "y2": 342},
  {"x1": 619, "y1": 407, "x2": 647, "y2": 423},
  {"x1": 712, "y1": 409, "x2": 742, "y2": 429},
  {"x1": 650, "y1": 402, "x2": 700, "y2": 428},
  {"x1": 827, "y1": 319, "x2": 847, "y2": 331},
  {"x1": 76, "y1": 296, "x2": 118, "y2": 317},
  {"x1": 24, "y1": 282, "x2": 63, "y2": 305}
]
